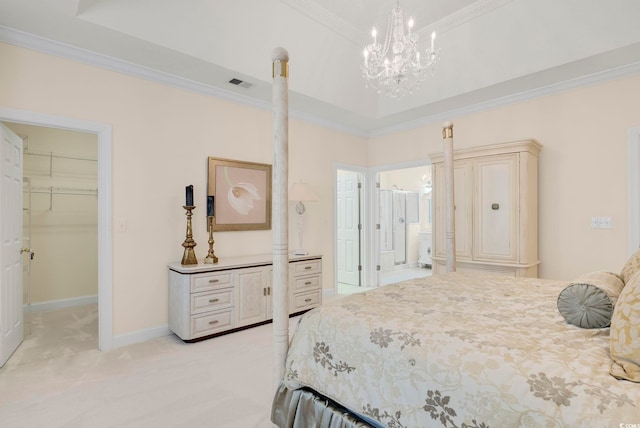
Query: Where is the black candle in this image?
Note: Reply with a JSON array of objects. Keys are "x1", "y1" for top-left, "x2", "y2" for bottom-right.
[
  {"x1": 207, "y1": 195, "x2": 215, "y2": 217},
  {"x1": 185, "y1": 185, "x2": 193, "y2": 206}
]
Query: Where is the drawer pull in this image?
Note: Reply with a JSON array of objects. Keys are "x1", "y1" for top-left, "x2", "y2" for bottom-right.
[
  {"x1": 209, "y1": 279, "x2": 219, "y2": 283},
  {"x1": 209, "y1": 298, "x2": 219, "y2": 303},
  {"x1": 304, "y1": 266, "x2": 312, "y2": 270},
  {"x1": 209, "y1": 320, "x2": 219, "y2": 325},
  {"x1": 304, "y1": 281, "x2": 312, "y2": 285},
  {"x1": 304, "y1": 298, "x2": 312, "y2": 303}
]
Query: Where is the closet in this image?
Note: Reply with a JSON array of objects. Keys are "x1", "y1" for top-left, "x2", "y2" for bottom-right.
[
  {"x1": 430, "y1": 140, "x2": 542, "y2": 277},
  {"x1": 10, "y1": 123, "x2": 99, "y2": 320}
]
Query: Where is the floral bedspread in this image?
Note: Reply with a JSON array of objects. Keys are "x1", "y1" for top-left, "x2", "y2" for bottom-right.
[{"x1": 283, "y1": 273, "x2": 640, "y2": 427}]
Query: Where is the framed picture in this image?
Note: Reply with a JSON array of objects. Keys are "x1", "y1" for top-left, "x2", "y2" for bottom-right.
[{"x1": 208, "y1": 157, "x2": 272, "y2": 231}]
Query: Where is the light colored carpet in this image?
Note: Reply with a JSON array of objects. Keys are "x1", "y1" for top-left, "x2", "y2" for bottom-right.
[
  {"x1": 6, "y1": 304, "x2": 99, "y2": 367},
  {"x1": 0, "y1": 305, "x2": 305, "y2": 428},
  {"x1": 337, "y1": 266, "x2": 431, "y2": 293}
]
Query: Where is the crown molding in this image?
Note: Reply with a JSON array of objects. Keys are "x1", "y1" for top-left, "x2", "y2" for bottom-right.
[
  {"x1": 0, "y1": 25, "x2": 368, "y2": 138},
  {"x1": 2, "y1": 25, "x2": 639, "y2": 140},
  {"x1": 281, "y1": 0, "x2": 362, "y2": 46},
  {"x1": 369, "y1": 59, "x2": 640, "y2": 138},
  {"x1": 430, "y1": 0, "x2": 513, "y2": 34},
  {"x1": 281, "y1": 0, "x2": 515, "y2": 46}
]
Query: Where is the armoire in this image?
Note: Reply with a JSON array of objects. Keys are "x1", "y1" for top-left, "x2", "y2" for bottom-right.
[{"x1": 430, "y1": 140, "x2": 542, "y2": 277}]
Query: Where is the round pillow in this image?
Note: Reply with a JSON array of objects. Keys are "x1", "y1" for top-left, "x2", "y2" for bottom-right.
[{"x1": 557, "y1": 271, "x2": 624, "y2": 329}]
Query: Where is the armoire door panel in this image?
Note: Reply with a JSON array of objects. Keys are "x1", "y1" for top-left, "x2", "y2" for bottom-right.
[
  {"x1": 434, "y1": 160, "x2": 473, "y2": 260},
  {"x1": 474, "y1": 154, "x2": 519, "y2": 262}
]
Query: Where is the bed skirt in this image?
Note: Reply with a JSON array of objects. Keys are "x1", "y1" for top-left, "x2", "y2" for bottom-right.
[{"x1": 271, "y1": 382, "x2": 376, "y2": 428}]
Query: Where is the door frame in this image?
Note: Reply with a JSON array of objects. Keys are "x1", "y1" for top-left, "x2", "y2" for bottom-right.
[
  {"x1": 0, "y1": 106, "x2": 113, "y2": 351},
  {"x1": 333, "y1": 163, "x2": 367, "y2": 294},
  {"x1": 367, "y1": 159, "x2": 431, "y2": 287},
  {"x1": 629, "y1": 125, "x2": 640, "y2": 256}
]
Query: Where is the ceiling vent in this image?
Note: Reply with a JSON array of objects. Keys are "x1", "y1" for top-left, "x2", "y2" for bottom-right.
[{"x1": 229, "y1": 78, "x2": 254, "y2": 89}]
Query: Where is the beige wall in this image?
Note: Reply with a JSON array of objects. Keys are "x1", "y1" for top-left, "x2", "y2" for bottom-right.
[
  {"x1": 369, "y1": 74, "x2": 640, "y2": 280},
  {"x1": 3, "y1": 40, "x2": 639, "y2": 338},
  {"x1": 0, "y1": 42, "x2": 368, "y2": 336}
]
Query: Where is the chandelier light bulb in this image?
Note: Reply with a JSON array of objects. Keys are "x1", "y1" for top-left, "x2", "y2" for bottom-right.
[
  {"x1": 371, "y1": 27, "x2": 377, "y2": 39},
  {"x1": 408, "y1": 17, "x2": 414, "y2": 28}
]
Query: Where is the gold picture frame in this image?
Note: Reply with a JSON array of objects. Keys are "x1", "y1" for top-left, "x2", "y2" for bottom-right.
[{"x1": 207, "y1": 157, "x2": 272, "y2": 231}]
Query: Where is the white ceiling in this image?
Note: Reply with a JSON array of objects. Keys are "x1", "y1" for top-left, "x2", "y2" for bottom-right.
[{"x1": 1, "y1": 0, "x2": 640, "y2": 136}]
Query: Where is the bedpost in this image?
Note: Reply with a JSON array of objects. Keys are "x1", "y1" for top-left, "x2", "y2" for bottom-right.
[
  {"x1": 442, "y1": 121, "x2": 456, "y2": 272},
  {"x1": 272, "y1": 47, "x2": 290, "y2": 386}
]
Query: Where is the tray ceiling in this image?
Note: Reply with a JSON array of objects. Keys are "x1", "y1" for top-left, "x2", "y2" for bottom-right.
[{"x1": 1, "y1": 0, "x2": 640, "y2": 135}]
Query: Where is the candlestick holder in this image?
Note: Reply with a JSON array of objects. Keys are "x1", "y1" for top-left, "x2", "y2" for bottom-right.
[
  {"x1": 204, "y1": 216, "x2": 219, "y2": 264},
  {"x1": 181, "y1": 205, "x2": 198, "y2": 265}
]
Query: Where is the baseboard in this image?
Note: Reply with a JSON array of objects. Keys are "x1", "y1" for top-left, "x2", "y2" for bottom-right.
[
  {"x1": 112, "y1": 324, "x2": 173, "y2": 349},
  {"x1": 323, "y1": 289, "x2": 336, "y2": 298},
  {"x1": 25, "y1": 294, "x2": 98, "y2": 314}
]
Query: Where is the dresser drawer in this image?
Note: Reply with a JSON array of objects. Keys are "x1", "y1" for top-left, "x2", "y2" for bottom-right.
[
  {"x1": 293, "y1": 274, "x2": 321, "y2": 292},
  {"x1": 292, "y1": 259, "x2": 321, "y2": 276},
  {"x1": 191, "y1": 309, "x2": 234, "y2": 338},
  {"x1": 292, "y1": 290, "x2": 321, "y2": 312},
  {"x1": 190, "y1": 288, "x2": 233, "y2": 315},
  {"x1": 192, "y1": 271, "x2": 234, "y2": 293}
]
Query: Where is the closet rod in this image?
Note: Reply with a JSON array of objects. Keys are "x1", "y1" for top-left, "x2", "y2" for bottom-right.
[
  {"x1": 28, "y1": 185, "x2": 98, "y2": 196},
  {"x1": 23, "y1": 149, "x2": 97, "y2": 162}
]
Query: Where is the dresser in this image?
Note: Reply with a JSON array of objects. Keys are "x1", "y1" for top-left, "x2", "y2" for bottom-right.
[
  {"x1": 430, "y1": 140, "x2": 541, "y2": 277},
  {"x1": 168, "y1": 254, "x2": 322, "y2": 342}
]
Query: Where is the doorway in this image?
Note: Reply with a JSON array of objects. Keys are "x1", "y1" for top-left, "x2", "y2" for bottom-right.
[
  {"x1": 335, "y1": 168, "x2": 364, "y2": 293},
  {"x1": 0, "y1": 107, "x2": 113, "y2": 352},
  {"x1": 375, "y1": 163, "x2": 433, "y2": 286},
  {"x1": 4, "y1": 122, "x2": 99, "y2": 366}
]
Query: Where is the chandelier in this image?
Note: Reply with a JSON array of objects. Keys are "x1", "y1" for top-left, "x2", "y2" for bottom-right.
[{"x1": 362, "y1": 1, "x2": 440, "y2": 99}]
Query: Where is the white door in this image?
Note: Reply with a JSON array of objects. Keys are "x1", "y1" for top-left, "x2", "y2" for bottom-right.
[
  {"x1": 337, "y1": 171, "x2": 360, "y2": 286},
  {"x1": 392, "y1": 191, "x2": 406, "y2": 264},
  {"x1": 0, "y1": 122, "x2": 24, "y2": 367}
]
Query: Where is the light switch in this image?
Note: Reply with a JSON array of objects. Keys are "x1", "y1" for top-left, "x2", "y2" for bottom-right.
[{"x1": 591, "y1": 216, "x2": 612, "y2": 229}]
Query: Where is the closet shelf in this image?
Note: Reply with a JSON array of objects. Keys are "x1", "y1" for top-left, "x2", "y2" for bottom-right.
[{"x1": 23, "y1": 149, "x2": 97, "y2": 162}]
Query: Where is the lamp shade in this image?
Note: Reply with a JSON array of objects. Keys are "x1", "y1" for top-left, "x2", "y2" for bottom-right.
[{"x1": 289, "y1": 182, "x2": 319, "y2": 202}]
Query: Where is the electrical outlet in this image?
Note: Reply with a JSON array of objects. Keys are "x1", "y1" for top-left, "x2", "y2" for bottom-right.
[{"x1": 116, "y1": 219, "x2": 127, "y2": 232}]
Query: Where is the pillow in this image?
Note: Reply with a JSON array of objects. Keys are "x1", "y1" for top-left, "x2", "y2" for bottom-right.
[
  {"x1": 610, "y1": 270, "x2": 640, "y2": 382},
  {"x1": 557, "y1": 271, "x2": 624, "y2": 328},
  {"x1": 620, "y1": 247, "x2": 640, "y2": 284}
]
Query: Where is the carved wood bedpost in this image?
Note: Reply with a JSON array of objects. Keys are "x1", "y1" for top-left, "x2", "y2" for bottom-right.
[
  {"x1": 272, "y1": 47, "x2": 290, "y2": 386},
  {"x1": 443, "y1": 121, "x2": 456, "y2": 272}
]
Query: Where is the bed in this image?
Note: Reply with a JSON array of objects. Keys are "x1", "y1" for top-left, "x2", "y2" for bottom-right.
[
  {"x1": 271, "y1": 272, "x2": 640, "y2": 427},
  {"x1": 268, "y1": 48, "x2": 640, "y2": 428}
]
